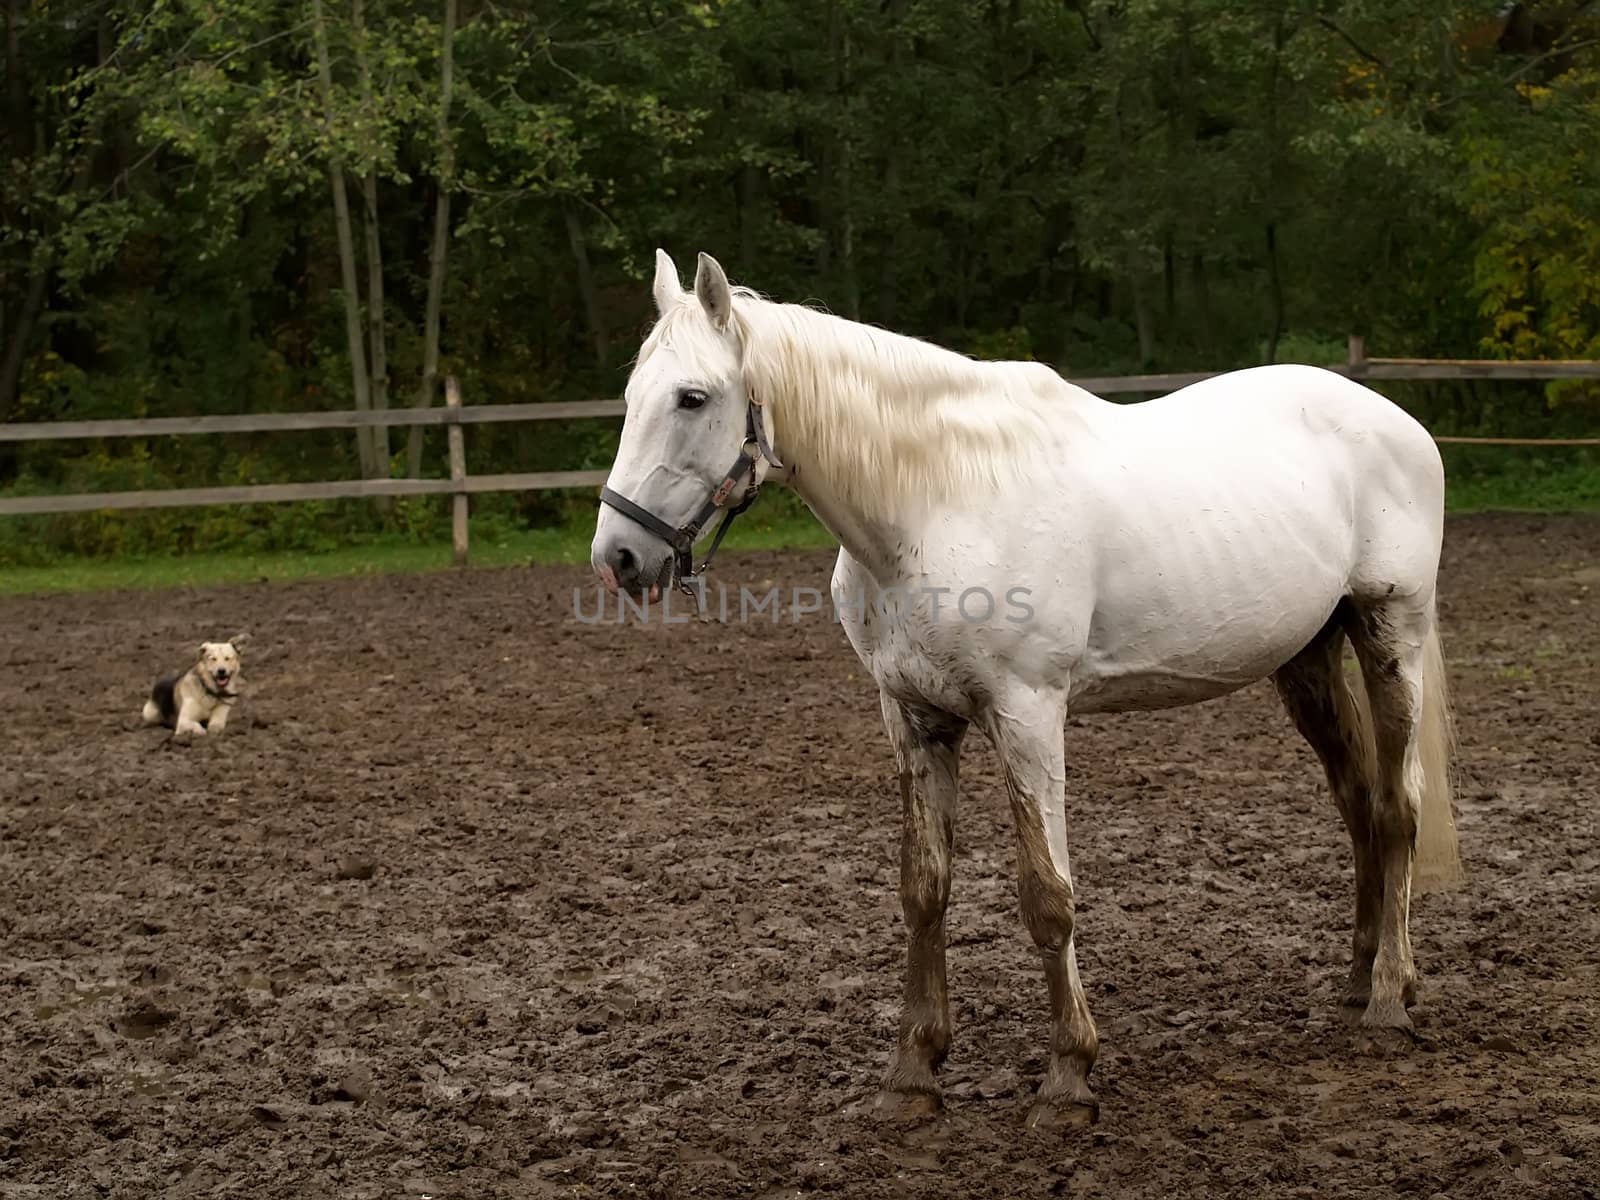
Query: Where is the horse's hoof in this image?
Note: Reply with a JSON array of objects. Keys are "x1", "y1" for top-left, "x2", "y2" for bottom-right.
[
  {"x1": 872, "y1": 1089, "x2": 943, "y2": 1123},
  {"x1": 1025, "y1": 1098, "x2": 1098, "y2": 1132},
  {"x1": 1355, "y1": 999, "x2": 1415, "y2": 1056},
  {"x1": 1360, "y1": 999, "x2": 1414, "y2": 1033},
  {"x1": 1355, "y1": 1026, "x2": 1415, "y2": 1057}
]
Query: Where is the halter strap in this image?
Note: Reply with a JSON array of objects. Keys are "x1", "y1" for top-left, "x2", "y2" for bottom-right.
[{"x1": 599, "y1": 400, "x2": 779, "y2": 610}]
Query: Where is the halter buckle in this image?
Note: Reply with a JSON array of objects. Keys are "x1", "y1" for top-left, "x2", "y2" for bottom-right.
[{"x1": 679, "y1": 570, "x2": 708, "y2": 614}]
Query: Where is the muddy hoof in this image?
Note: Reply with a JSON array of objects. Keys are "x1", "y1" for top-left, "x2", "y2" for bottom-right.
[
  {"x1": 872, "y1": 1089, "x2": 943, "y2": 1123},
  {"x1": 1355, "y1": 1000, "x2": 1416, "y2": 1056},
  {"x1": 1360, "y1": 999, "x2": 1414, "y2": 1033},
  {"x1": 1355, "y1": 1026, "x2": 1416, "y2": 1058},
  {"x1": 1025, "y1": 1098, "x2": 1098, "y2": 1132}
]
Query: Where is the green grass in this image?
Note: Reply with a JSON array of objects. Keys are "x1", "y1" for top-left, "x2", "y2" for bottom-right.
[
  {"x1": 1438, "y1": 453, "x2": 1600, "y2": 513},
  {"x1": 0, "y1": 506, "x2": 838, "y2": 596}
]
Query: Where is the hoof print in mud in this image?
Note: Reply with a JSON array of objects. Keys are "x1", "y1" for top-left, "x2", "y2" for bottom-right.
[
  {"x1": 248, "y1": 1105, "x2": 287, "y2": 1131},
  {"x1": 335, "y1": 858, "x2": 377, "y2": 882}
]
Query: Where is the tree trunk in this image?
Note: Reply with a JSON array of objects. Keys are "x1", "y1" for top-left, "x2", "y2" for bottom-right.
[
  {"x1": 1, "y1": 0, "x2": 37, "y2": 447},
  {"x1": 407, "y1": 175, "x2": 451, "y2": 480},
  {"x1": 1191, "y1": 253, "x2": 1213, "y2": 350},
  {"x1": 564, "y1": 203, "x2": 608, "y2": 370},
  {"x1": 837, "y1": 25, "x2": 858, "y2": 320},
  {"x1": 1111, "y1": 80, "x2": 1153, "y2": 365},
  {"x1": 4, "y1": 0, "x2": 29, "y2": 154},
  {"x1": 0, "y1": 267, "x2": 46, "y2": 427},
  {"x1": 409, "y1": 0, "x2": 457, "y2": 480},
  {"x1": 954, "y1": 237, "x2": 970, "y2": 330},
  {"x1": 1175, "y1": 2, "x2": 1195, "y2": 342},
  {"x1": 1131, "y1": 275, "x2": 1155, "y2": 367},
  {"x1": 1263, "y1": 12, "x2": 1287, "y2": 364},
  {"x1": 1163, "y1": 234, "x2": 1177, "y2": 327},
  {"x1": 813, "y1": 1, "x2": 833, "y2": 283},
  {"x1": 878, "y1": 0, "x2": 908, "y2": 327},
  {"x1": 352, "y1": 0, "x2": 389, "y2": 473},
  {"x1": 362, "y1": 171, "x2": 389, "y2": 467},
  {"x1": 311, "y1": 0, "x2": 379, "y2": 480},
  {"x1": 1265, "y1": 221, "x2": 1284, "y2": 363},
  {"x1": 820, "y1": 0, "x2": 858, "y2": 315},
  {"x1": 737, "y1": 162, "x2": 760, "y2": 276}
]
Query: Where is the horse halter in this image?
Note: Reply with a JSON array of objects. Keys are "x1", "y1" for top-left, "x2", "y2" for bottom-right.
[{"x1": 599, "y1": 397, "x2": 782, "y2": 611}]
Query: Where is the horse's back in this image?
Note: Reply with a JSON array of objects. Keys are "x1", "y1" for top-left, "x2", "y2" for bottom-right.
[
  {"x1": 1102, "y1": 364, "x2": 1445, "y2": 595},
  {"x1": 1118, "y1": 364, "x2": 1437, "y2": 472},
  {"x1": 1042, "y1": 366, "x2": 1445, "y2": 711}
]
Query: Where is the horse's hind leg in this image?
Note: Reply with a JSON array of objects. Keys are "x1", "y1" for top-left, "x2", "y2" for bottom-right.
[
  {"x1": 985, "y1": 689, "x2": 1098, "y2": 1129},
  {"x1": 1272, "y1": 604, "x2": 1382, "y2": 1008},
  {"x1": 1347, "y1": 596, "x2": 1436, "y2": 1030},
  {"x1": 879, "y1": 695, "x2": 967, "y2": 1114}
]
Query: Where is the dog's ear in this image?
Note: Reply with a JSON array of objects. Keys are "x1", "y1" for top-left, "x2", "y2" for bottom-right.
[
  {"x1": 229, "y1": 633, "x2": 251, "y2": 650},
  {"x1": 198, "y1": 641, "x2": 214, "y2": 658}
]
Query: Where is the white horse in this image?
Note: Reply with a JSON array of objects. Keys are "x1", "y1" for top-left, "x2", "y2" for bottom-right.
[{"x1": 592, "y1": 250, "x2": 1462, "y2": 1129}]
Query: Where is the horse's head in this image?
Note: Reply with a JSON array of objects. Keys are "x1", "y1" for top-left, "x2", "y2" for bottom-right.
[{"x1": 591, "y1": 249, "x2": 778, "y2": 599}]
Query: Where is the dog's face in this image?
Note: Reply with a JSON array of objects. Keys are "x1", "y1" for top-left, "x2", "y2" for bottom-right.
[{"x1": 197, "y1": 641, "x2": 242, "y2": 690}]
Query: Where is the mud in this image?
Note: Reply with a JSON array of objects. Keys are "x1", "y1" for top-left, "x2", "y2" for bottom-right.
[{"x1": 1, "y1": 513, "x2": 1596, "y2": 1198}]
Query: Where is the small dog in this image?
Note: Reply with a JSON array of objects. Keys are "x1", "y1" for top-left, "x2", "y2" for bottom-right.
[{"x1": 142, "y1": 637, "x2": 247, "y2": 735}]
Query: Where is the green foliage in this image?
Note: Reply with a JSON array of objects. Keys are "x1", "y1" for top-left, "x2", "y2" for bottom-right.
[
  {"x1": 2, "y1": 0, "x2": 1598, "y2": 572},
  {"x1": 1461, "y1": 32, "x2": 1600, "y2": 405},
  {"x1": 1439, "y1": 447, "x2": 1600, "y2": 512}
]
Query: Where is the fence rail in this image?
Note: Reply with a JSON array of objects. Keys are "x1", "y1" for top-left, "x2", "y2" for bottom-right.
[
  {"x1": 2, "y1": 341, "x2": 1596, "y2": 557},
  {"x1": 0, "y1": 399, "x2": 626, "y2": 443},
  {"x1": 0, "y1": 471, "x2": 611, "y2": 517}
]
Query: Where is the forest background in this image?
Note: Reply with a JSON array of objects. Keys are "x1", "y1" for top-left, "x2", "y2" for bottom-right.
[{"x1": 2, "y1": 0, "x2": 1597, "y2": 571}]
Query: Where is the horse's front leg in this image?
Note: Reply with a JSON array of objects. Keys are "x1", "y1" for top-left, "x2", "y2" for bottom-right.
[
  {"x1": 878, "y1": 695, "x2": 967, "y2": 1115},
  {"x1": 986, "y1": 689, "x2": 1099, "y2": 1129}
]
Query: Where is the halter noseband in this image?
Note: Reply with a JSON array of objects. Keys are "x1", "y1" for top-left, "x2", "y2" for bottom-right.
[{"x1": 599, "y1": 398, "x2": 782, "y2": 611}]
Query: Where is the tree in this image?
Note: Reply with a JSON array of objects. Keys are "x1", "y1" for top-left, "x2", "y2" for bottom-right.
[
  {"x1": 1461, "y1": 9, "x2": 1600, "y2": 396},
  {"x1": 407, "y1": 0, "x2": 455, "y2": 480}
]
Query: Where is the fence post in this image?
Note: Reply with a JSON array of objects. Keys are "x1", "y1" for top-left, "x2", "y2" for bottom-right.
[
  {"x1": 446, "y1": 375, "x2": 468, "y2": 566},
  {"x1": 1347, "y1": 334, "x2": 1367, "y2": 379}
]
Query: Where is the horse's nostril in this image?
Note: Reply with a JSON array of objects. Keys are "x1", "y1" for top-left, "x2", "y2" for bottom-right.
[{"x1": 616, "y1": 547, "x2": 637, "y2": 579}]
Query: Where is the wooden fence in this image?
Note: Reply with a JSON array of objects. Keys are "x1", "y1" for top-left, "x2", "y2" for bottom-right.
[{"x1": 1, "y1": 339, "x2": 1596, "y2": 562}]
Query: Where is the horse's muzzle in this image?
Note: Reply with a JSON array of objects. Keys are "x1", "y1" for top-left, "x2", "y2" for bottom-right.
[{"x1": 592, "y1": 526, "x2": 673, "y2": 598}]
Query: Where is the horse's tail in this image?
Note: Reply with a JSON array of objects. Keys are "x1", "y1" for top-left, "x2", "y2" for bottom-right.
[
  {"x1": 1412, "y1": 619, "x2": 1463, "y2": 891},
  {"x1": 1345, "y1": 612, "x2": 1462, "y2": 891}
]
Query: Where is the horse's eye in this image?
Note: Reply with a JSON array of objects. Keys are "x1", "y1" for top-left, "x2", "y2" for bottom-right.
[{"x1": 679, "y1": 388, "x2": 708, "y2": 411}]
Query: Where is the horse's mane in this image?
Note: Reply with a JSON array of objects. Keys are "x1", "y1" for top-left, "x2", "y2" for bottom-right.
[{"x1": 646, "y1": 289, "x2": 1090, "y2": 524}]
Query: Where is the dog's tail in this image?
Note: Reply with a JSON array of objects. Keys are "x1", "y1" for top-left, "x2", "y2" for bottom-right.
[{"x1": 144, "y1": 675, "x2": 180, "y2": 728}]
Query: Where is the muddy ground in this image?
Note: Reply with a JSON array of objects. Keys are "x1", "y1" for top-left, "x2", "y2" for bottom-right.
[{"x1": 0, "y1": 513, "x2": 1596, "y2": 1199}]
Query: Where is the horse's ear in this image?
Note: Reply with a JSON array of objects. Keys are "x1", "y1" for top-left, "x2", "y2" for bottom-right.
[
  {"x1": 652, "y1": 248, "x2": 682, "y2": 315},
  {"x1": 695, "y1": 252, "x2": 733, "y2": 331}
]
